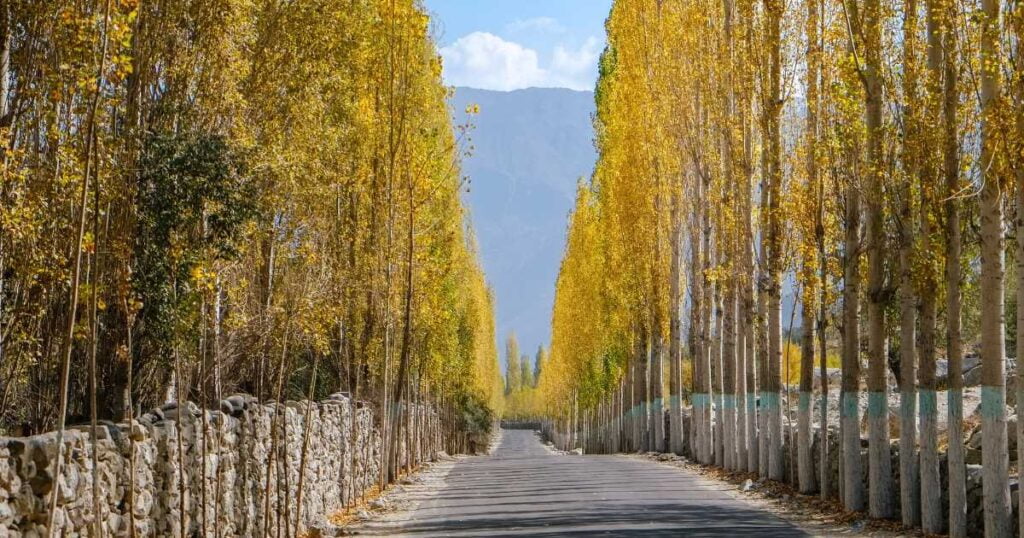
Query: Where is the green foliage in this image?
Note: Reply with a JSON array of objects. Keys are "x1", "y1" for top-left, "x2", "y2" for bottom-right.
[{"x1": 134, "y1": 132, "x2": 258, "y2": 361}]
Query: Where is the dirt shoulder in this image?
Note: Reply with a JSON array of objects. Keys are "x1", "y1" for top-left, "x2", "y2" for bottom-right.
[{"x1": 632, "y1": 452, "x2": 931, "y2": 537}]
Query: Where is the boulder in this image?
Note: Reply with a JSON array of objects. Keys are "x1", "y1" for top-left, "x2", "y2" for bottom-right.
[
  {"x1": 859, "y1": 403, "x2": 902, "y2": 438},
  {"x1": 963, "y1": 353, "x2": 981, "y2": 373},
  {"x1": 964, "y1": 366, "x2": 982, "y2": 387},
  {"x1": 936, "y1": 359, "x2": 950, "y2": 388},
  {"x1": 812, "y1": 368, "x2": 842, "y2": 385},
  {"x1": 967, "y1": 414, "x2": 1018, "y2": 457}
]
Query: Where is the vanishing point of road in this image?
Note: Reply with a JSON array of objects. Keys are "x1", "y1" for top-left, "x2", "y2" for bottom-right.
[{"x1": 357, "y1": 429, "x2": 808, "y2": 537}]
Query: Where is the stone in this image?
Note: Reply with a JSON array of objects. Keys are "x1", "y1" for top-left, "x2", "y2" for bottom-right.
[
  {"x1": 0, "y1": 393, "x2": 440, "y2": 537},
  {"x1": 964, "y1": 365, "x2": 983, "y2": 387},
  {"x1": 962, "y1": 353, "x2": 981, "y2": 372},
  {"x1": 967, "y1": 415, "x2": 1018, "y2": 455}
]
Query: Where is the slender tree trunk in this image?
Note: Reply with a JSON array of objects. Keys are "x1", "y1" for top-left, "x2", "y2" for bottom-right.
[
  {"x1": 713, "y1": 282, "x2": 725, "y2": 466},
  {"x1": 840, "y1": 143, "x2": 864, "y2": 511},
  {"x1": 651, "y1": 297, "x2": 666, "y2": 453},
  {"x1": 918, "y1": 0, "x2": 943, "y2": 530},
  {"x1": 765, "y1": 0, "x2": 784, "y2": 482},
  {"x1": 690, "y1": 177, "x2": 706, "y2": 461},
  {"x1": 943, "y1": 16, "x2": 965, "y2": 531},
  {"x1": 798, "y1": 295, "x2": 816, "y2": 493},
  {"x1": 670, "y1": 187, "x2": 684, "y2": 455},
  {"x1": 88, "y1": 204, "x2": 103, "y2": 537},
  {"x1": 979, "y1": 0, "x2": 1011, "y2": 531},
  {"x1": 741, "y1": 82, "x2": 758, "y2": 476},
  {"x1": 897, "y1": 0, "x2": 920, "y2": 525},
  {"x1": 723, "y1": 284, "x2": 737, "y2": 470},
  {"x1": 47, "y1": 2, "x2": 112, "y2": 534},
  {"x1": 897, "y1": 195, "x2": 920, "y2": 527},
  {"x1": 817, "y1": 259, "x2": 829, "y2": 500},
  {"x1": 805, "y1": 0, "x2": 826, "y2": 496},
  {"x1": 1012, "y1": 7, "x2": 1024, "y2": 537},
  {"x1": 294, "y1": 355, "x2": 320, "y2": 535},
  {"x1": 863, "y1": 0, "x2": 895, "y2": 516},
  {"x1": 757, "y1": 176, "x2": 770, "y2": 478},
  {"x1": 702, "y1": 175, "x2": 715, "y2": 464}
]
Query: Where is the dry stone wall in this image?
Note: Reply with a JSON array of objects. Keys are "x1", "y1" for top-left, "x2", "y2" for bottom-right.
[{"x1": 0, "y1": 393, "x2": 440, "y2": 537}]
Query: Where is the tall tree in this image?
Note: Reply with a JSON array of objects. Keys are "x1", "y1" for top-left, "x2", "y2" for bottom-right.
[
  {"x1": 506, "y1": 333, "x2": 522, "y2": 395},
  {"x1": 979, "y1": 0, "x2": 1011, "y2": 530}
]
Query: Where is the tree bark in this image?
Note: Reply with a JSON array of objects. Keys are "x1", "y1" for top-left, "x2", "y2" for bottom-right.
[
  {"x1": 897, "y1": 0, "x2": 920, "y2": 525},
  {"x1": 979, "y1": 0, "x2": 1011, "y2": 531},
  {"x1": 765, "y1": 0, "x2": 784, "y2": 482},
  {"x1": 670, "y1": 186, "x2": 684, "y2": 455}
]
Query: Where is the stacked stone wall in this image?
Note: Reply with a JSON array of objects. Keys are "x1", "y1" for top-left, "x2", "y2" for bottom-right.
[{"x1": 0, "y1": 393, "x2": 440, "y2": 537}]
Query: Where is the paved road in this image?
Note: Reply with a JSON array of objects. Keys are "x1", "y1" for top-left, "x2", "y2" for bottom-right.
[{"x1": 359, "y1": 429, "x2": 808, "y2": 537}]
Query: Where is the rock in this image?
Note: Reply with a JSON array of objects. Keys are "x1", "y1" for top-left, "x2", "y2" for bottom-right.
[
  {"x1": 967, "y1": 415, "x2": 1018, "y2": 456},
  {"x1": 129, "y1": 420, "x2": 147, "y2": 441},
  {"x1": 859, "y1": 403, "x2": 902, "y2": 438},
  {"x1": 812, "y1": 368, "x2": 841, "y2": 385},
  {"x1": 0, "y1": 393, "x2": 428, "y2": 536},
  {"x1": 369, "y1": 498, "x2": 388, "y2": 510},
  {"x1": 964, "y1": 365, "x2": 983, "y2": 387}
]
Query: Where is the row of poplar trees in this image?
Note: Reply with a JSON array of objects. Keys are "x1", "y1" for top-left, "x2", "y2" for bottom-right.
[
  {"x1": 539, "y1": 0, "x2": 1024, "y2": 535},
  {"x1": 0, "y1": 0, "x2": 503, "y2": 508}
]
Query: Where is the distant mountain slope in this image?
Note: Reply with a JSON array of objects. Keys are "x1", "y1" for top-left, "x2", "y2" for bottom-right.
[{"x1": 450, "y1": 87, "x2": 597, "y2": 363}]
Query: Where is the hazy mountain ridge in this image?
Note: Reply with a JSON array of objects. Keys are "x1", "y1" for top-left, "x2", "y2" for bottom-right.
[{"x1": 450, "y1": 87, "x2": 597, "y2": 363}]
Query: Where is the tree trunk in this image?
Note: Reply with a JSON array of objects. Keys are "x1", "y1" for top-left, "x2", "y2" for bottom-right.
[
  {"x1": 723, "y1": 284, "x2": 737, "y2": 470},
  {"x1": 863, "y1": 0, "x2": 895, "y2": 516},
  {"x1": 1012, "y1": 7, "x2": 1024, "y2": 537},
  {"x1": 944, "y1": 21, "x2": 965, "y2": 530},
  {"x1": 651, "y1": 301, "x2": 665, "y2": 453},
  {"x1": 798, "y1": 296, "x2": 815, "y2": 493},
  {"x1": 702, "y1": 171, "x2": 715, "y2": 464},
  {"x1": 713, "y1": 282, "x2": 725, "y2": 466},
  {"x1": 690, "y1": 175, "x2": 706, "y2": 461},
  {"x1": 47, "y1": 1, "x2": 113, "y2": 531},
  {"x1": 979, "y1": 0, "x2": 1011, "y2": 531},
  {"x1": 765, "y1": 0, "x2": 784, "y2": 482},
  {"x1": 841, "y1": 140, "x2": 864, "y2": 511},
  {"x1": 670, "y1": 187, "x2": 684, "y2": 455},
  {"x1": 897, "y1": 0, "x2": 920, "y2": 525},
  {"x1": 741, "y1": 65, "x2": 758, "y2": 475},
  {"x1": 918, "y1": 0, "x2": 941, "y2": 530}
]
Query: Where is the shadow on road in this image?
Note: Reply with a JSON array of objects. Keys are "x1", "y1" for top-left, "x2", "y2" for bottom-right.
[{"x1": 357, "y1": 429, "x2": 808, "y2": 536}]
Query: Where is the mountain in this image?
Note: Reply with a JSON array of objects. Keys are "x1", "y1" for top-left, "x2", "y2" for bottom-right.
[{"x1": 449, "y1": 87, "x2": 597, "y2": 367}]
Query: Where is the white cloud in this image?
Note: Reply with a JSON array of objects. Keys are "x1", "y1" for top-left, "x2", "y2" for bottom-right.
[
  {"x1": 439, "y1": 32, "x2": 546, "y2": 91},
  {"x1": 505, "y1": 17, "x2": 566, "y2": 34},
  {"x1": 439, "y1": 32, "x2": 600, "y2": 91},
  {"x1": 549, "y1": 37, "x2": 601, "y2": 89}
]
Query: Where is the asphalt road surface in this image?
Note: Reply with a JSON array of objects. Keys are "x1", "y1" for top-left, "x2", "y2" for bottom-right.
[{"x1": 358, "y1": 429, "x2": 808, "y2": 537}]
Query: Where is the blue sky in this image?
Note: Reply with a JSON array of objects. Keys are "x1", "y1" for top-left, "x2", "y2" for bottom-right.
[{"x1": 423, "y1": 0, "x2": 613, "y2": 91}]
